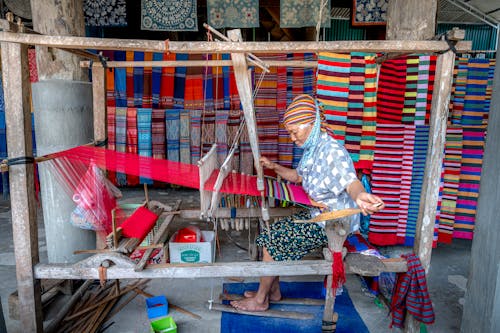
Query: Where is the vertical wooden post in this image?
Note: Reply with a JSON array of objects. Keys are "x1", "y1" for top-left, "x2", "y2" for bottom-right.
[
  {"x1": 91, "y1": 65, "x2": 107, "y2": 143},
  {"x1": 1, "y1": 39, "x2": 43, "y2": 331}
]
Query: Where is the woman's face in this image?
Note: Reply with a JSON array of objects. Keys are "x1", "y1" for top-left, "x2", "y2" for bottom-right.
[{"x1": 285, "y1": 123, "x2": 312, "y2": 147}]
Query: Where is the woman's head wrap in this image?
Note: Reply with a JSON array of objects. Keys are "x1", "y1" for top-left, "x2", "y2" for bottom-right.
[{"x1": 283, "y1": 94, "x2": 325, "y2": 126}]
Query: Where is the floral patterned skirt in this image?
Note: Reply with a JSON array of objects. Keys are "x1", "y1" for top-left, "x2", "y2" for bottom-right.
[{"x1": 255, "y1": 210, "x2": 328, "y2": 261}]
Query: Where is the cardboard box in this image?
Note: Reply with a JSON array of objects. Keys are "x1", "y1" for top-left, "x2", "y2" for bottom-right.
[{"x1": 169, "y1": 230, "x2": 215, "y2": 263}]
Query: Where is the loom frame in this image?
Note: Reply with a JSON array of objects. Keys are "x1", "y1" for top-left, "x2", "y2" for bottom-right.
[{"x1": 0, "y1": 17, "x2": 469, "y2": 332}]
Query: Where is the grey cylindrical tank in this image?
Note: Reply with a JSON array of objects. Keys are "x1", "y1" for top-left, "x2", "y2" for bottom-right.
[{"x1": 32, "y1": 79, "x2": 95, "y2": 263}]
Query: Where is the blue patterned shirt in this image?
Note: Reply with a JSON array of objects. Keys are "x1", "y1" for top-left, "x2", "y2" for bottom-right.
[{"x1": 297, "y1": 132, "x2": 360, "y2": 230}]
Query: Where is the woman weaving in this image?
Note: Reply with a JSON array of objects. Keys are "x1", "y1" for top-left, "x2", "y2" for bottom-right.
[{"x1": 231, "y1": 94, "x2": 385, "y2": 312}]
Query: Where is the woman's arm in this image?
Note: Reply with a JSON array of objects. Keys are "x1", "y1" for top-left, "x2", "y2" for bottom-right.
[
  {"x1": 260, "y1": 156, "x2": 302, "y2": 183},
  {"x1": 346, "y1": 179, "x2": 385, "y2": 215}
]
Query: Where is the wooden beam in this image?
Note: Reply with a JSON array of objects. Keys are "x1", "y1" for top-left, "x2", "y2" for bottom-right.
[
  {"x1": 0, "y1": 31, "x2": 472, "y2": 53},
  {"x1": 177, "y1": 207, "x2": 293, "y2": 219},
  {"x1": 1, "y1": 38, "x2": 43, "y2": 332},
  {"x1": 34, "y1": 257, "x2": 407, "y2": 280},
  {"x1": 80, "y1": 59, "x2": 318, "y2": 68},
  {"x1": 91, "y1": 65, "x2": 107, "y2": 143}
]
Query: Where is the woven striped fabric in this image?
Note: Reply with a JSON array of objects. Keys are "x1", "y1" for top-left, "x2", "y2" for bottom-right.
[
  {"x1": 142, "y1": 52, "x2": 153, "y2": 108},
  {"x1": 215, "y1": 109, "x2": 229, "y2": 165},
  {"x1": 227, "y1": 109, "x2": 242, "y2": 172},
  {"x1": 179, "y1": 109, "x2": 191, "y2": 164},
  {"x1": 137, "y1": 108, "x2": 153, "y2": 184},
  {"x1": 212, "y1": 53, "x2": 225, "y2": 110},
  {"x1": 276, "y1": 57, "x2": 289, "y2": 168},
  {"x1": 126, "y1": 51, "x2": 135, "y2": 107},
  {"x1": 165, "y1": 109, "x2": 180, "y2": 162},
  {"x1": 184, "y1": 54, "x2": 204, "y2": 110},
  {"x1": 358, "y1": 53, "x2": 377, "y2": 170},
  {"x1": 264, "y1": 178, "x2": 311, "y2": 205},
  {"x1": 151, "y1": 53, "x2": 163, "y2": 108},
  {"x1": 462, "y1": 58, "x2": 490, "y2": 126},
  {"x1": 239, "y1": 118, "x2": 254, "y2": 175},
  {"x1": 126, "y1": 107, "x2": 140, "y2": 185},
  {"x1": 453, "y1": 126, "x2": 485, "y2": 240},
  {"x1": 345, "y1": 52, "x2": 365, "y2": 163},
  {"x1": 202, "y1": 110, "x2": 216, "y2": 156},
  {"x1": 437, "y1": 126, "x2": 462, "y2": 244},
  {"x1": 368, "y1": 124, "x2": 405, "y2": 246},
  {"x1": 229, "y1": 63, "x2": 240, "y2": 110},
  {"x1": 396, "y1": 125, "x2": 416, "y2": 244},
  {"x1": 376, "y1": 57, "x2": 407, "y2": 123},
  {"x1": 160, "y1": 52, "x2": 175, "y2": 109},
  {"x1": 483, "y1": 59, "x2": 495, "y2": 124},
  {"x1": 190, "y1": 109, "x2": 202, "y2": 164},
  {"x1": 450, "y1": 57, "x2": 468, "y2": 124},
  {"x1": 254, "y1": 55, "x2": 282, "y2": 163},
  {"x1": 415, "y1": 55, "x2": 430, "y2": 125},
  {"x1": 106, "y1": 67, "x2": 116, "y2": 107},
  {"x1": 222, "y1": 53, "x2": 231, "y2": 109},
  {"x1": 316, "y1": 52, "x2": 350, "y2": 142},
  {"x1": 151, "y1": 108, "x2": 165, "y2": 159},
  {"x1": 114, "y1": 51, "x2": 127, "y2": 107},
  {"x1": 115, "y1": 107, "x2": 128, "y2": 186},
  {"x1": 425, "y1": 56, "x2": 436, "y2": 125},
  {"x1": 106, "y1": 106, "x2": 117, "y2": 184},
  {"x1": 402, "y1": 55, "x2": 419, "y2": 124},
  {"x1": 173, "y1": 54, "x2": 188, "y2": 110},
  {"x1": 406, "y1": 126, "x2": 430, "y2": 246}
]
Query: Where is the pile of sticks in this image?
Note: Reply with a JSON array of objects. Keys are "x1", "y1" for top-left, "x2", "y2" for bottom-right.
[{"x1": 49, "y1": 279, "x2": 150, "y2": 333}]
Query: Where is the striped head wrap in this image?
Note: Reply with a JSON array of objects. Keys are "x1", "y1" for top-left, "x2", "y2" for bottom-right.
[{"x1": 283, "y1": 94, "x2": 322, "y2": 126}]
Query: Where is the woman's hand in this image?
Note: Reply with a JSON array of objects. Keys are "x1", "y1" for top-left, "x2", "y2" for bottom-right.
[
  {"x1": 260, "y1": 156, "x2": 276, "y2": 170},
  {"x1": 355, "y1": 192, "x2": 385, "y2": 216}
]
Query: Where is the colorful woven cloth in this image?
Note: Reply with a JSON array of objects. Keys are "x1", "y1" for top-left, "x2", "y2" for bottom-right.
[
  {"x1": 126, "y1": 108, "x2": 139, "y2": 185},
  {"x1": 137, "y1": 108, "x2": 153, "y2": 184},
  {"x1": 28, "y1": 49, "x2": 38, "y2": 83},
  {"x1": 142, "y1": 52, "x2": 153, "y2": 108},
  {"x1": 207, "y1": 0, "x2": 259, "y2": 28},
  {"x1": 165, "y1": 109, "x2": 180, "y2": 162},
  {"x1": 173, "y1": 54, "x2": 188, "y2": 110},
  {"x1": 115, "y1": 107, "x2": 128, "y2": 186},
  {"x1": 114, "y1": 51, "x2": 127, "y2": 107},
  {"x1": 151, "y1": 109, "x2": 166, "y2": 159},
  {"x1": 215, "y1": 109, "x2": 229, "y2": 165},
  {"x1": 184, "y1": 54, "x2": 204, "y2": 110},
  {"x1": 462, "y1": 58, "x2": 490, "y2": 126},
  {"x1": 280, "y1": 0, "x2": 331, "y2": 28},
  {"x1": 151, "y1": 53, "x2": 163, "y2": 108},
  {"x1": 179, "y1": 109, "x2": 191, "y2": 164},
  {"x1": 84, "y1": 0, "x2": 127, "y2": 27},
  {"x1": 190, "y1": 109, "x2": 202, "y2": 164},
  {"x1": 126, "y1": 51, "x2": 135, "y2": 108},
  {"x1": 391, "y1": 254, "x2": 435, "y2": 328},
  {"x1": 106, "y1": 106, "x2": 116, "y2": 184},
  {"x1": 377, "y1": 57, "x2": 407, "y2": 123},
  {"x1": 358, "y1": 53, "x2": 377, "y2": 169},
  {"x1": 141, "y1": 0, "x2": 198, "y2": 31},
  {"x1": 160, "y1": 53, "x2": 176, "y2": 109}
]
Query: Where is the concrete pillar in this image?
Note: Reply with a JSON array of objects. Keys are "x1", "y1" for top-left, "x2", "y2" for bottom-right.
[
  {"x1": 461, "y1": 39, "x2": 500, "y2": 333},
  {"x1": 32, "y1": 80, "x2": 95, "y2": 263}
]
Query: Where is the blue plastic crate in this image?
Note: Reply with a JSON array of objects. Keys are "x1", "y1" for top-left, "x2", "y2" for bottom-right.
[{"x1": 146, "y1": 295, "x2": 168, "y2": 319}]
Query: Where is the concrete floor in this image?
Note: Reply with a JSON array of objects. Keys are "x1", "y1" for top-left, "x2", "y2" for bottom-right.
[{"x1": 0, "y1": 188, "x2": 470, "y2": 332}]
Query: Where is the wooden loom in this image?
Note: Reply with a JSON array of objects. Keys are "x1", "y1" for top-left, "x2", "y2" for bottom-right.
[{"x1": 0, "y1": 16, "x2": 471, "y2": 333}]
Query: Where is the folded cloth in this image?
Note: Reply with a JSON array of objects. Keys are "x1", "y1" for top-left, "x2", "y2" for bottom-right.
[{"x1": 390, "y1": 254, "x2": 435, "y2": 328}]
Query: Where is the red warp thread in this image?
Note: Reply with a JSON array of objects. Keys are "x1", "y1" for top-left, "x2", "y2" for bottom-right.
[{"x1": 331, "y1": 250, "x2": 346, "y2": 289}]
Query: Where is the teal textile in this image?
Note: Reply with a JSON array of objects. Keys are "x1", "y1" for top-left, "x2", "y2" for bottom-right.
[
  {"x1": 141, "y1": 0, "x2": 198, "y2": 31},
  {"x1": 280, "y1": 0, "x2": 331, "y2": 28},
  {"x1": 207, "y1": 0, "x2": 259, "y2": 28}
]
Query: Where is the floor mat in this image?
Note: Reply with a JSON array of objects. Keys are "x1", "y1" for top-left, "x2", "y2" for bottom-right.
[{"x1": 220, "y1": 281, "x2": 369, "y2": 333}]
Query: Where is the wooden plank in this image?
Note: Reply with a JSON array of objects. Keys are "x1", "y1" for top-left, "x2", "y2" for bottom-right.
[
  {"x1": 1, "y1": 32, "x2": 43, "y2": 332},
  {"x1": 0, "y1": 31, "x2": 472, "y2": 53},
  {"x1": 209, "y1": 303, "x2": 314, "y2": 320},
  {"x1": 177, "y1": 207, "x2": 292, "y2": 219},
  {"x1": 134, "y1": 200, "x2": 181, "y2": 271},
  {"x1": 81, "y1": 59, "x2": 318, "y2": 68},
  {"x1": 220, "y1": 294, "x2": 325, "y2": 306},
  {"x1": 386, "y1": 0, "x2": 437, "y2": 40},
  {"x1": 414, "y1": 51, "x2": 456, "y2": 271},
  {"x1": 35, "y1": 257, "x2": 407, "y2": 280},
  {"x1": 91, "y1": 65, "x2": 107, "y2": 143}
]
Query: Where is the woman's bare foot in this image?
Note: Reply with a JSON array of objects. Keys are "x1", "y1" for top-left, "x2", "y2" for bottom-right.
[
  {"x1": 230, "y1": 296, "x2": 269, "y2": 312},
  {"x1": 243, "y1": 290, "x2": 282, "y2": 302}
]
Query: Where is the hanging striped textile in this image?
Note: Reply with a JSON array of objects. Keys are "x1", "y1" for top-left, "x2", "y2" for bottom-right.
[
  {"x1": 143, "y1": 52, "x2": 153, "y2": 108},
  {"x1": 151, "y1": 53, "x2": 163, "y2": 108},
  {"x1": 483, "y1": 59, "x2": 495, "y2": 124},
  {"x1": 126, "y1": 108, "x2": 140, "y2": 185},
  {"x1": 179, "y1": 109, "x2": 191, "y2": 164},
  {"x1": 462, "y1": 58, "x2": 490, "y2": 126},
  {"x1": 151, "y1": 108, "x2": 165, "y2": 159},
  {"x1": 376, "y1": 57, "x2": 407, "y2": 123},
  {"x1": 453, "y1": 126, "x2": 485, "y2": 240},
  {"x1": 368, "y1": 124, "x2": 405, "y2": 246},
  {"x1": 115, "y1": 107, "x2": 128, "y2": 186},
  {"x1": 276, "y1": 56, "x2": 289, "y2": 168},
  {"x1": 396, "y1": 125, "x2": 415, "y2": 244},
  {"x1": 160, "y1": 52, "x2": 176, "y2": 109},
  {"x1": 437, "y1": 126, "x2": 462, "y2": 244},
  {"x1": 106, "y1": 67, "x2": 116, "y2": 107},
  {"x1": 345, "y1": 52, "x2": 365, "y2": 163},
  {"x1": 279, "y1": 54, "x2": 298, "y2": 168},
  {"x1": 165, "y1": 109, "x2": 180, "y2": 162},
  {"x1": 405, "y1": 125, "x2": 430, "y2": 246},
  {"x1": 213, "y1": 53, "x2": 225, "y2": 110},
  {"x1": 137, "y1": 108, "x2": 153, "y2": 184},
  {"x1": 425, "y1": 56, "x2": 437, "y2": 125},
  {"x1": 229, "y1": 63, "x2": 240, "y2": 110},
  {"x1": 215, "y1": 109, "x2": 229, "y2": 165},
  {"x1": 316, "y1": 52, "x2": 350, "y2": 142},
  {"x1": 126, "y1": 51, "x2": 135, "y2": 107},
  {"x1": 254, "y1": 55, "x2": 281, "y2": 163},
  {"x1": 202, "y1": 110, "x2": 216, "y2": 155},
  {"x1": 173, "y1": 54, "x2": 188, "y2": 110},
  {"x1": 190, "y1": 109, "x2": 202, "y2": 164},
  {"x1": 239, "y1": 117, "x2": 254, "y2": 175},
  {"x1": 227, "y1": 109, "x2": 242, "y2": 172},
  {"x1": 450, "y1": 57, "x2": 468, "y2": 125},
  {"x1": 107, "y1": 106, "x2": 117, "y2": 184},
  {"x1": 415, "y1": 55, "x2": 430, "y2": 125},
  {"x1": 402, "y1": 55, "x2": 419, "y2": 124},
  {"x1": 222, "y1": 53, "x2": 231, "y2": 109},
  {"x1": 203, "y1": 54, "x2": 215, "y2": 111},
  {"x1": 114, "y1": 51, "x2": 127, "y2": 107},
  {"x1": 358, "y1": 53, "x2": 377, "y2": 170},
  {"x1": 184, "y1": 54, "x2": 204, "y2": 110}
]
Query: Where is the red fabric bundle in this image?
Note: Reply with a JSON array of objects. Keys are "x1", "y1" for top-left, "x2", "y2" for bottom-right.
[{"x1": 120, "y1": 206, "x2": 159, "y2": 241}]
